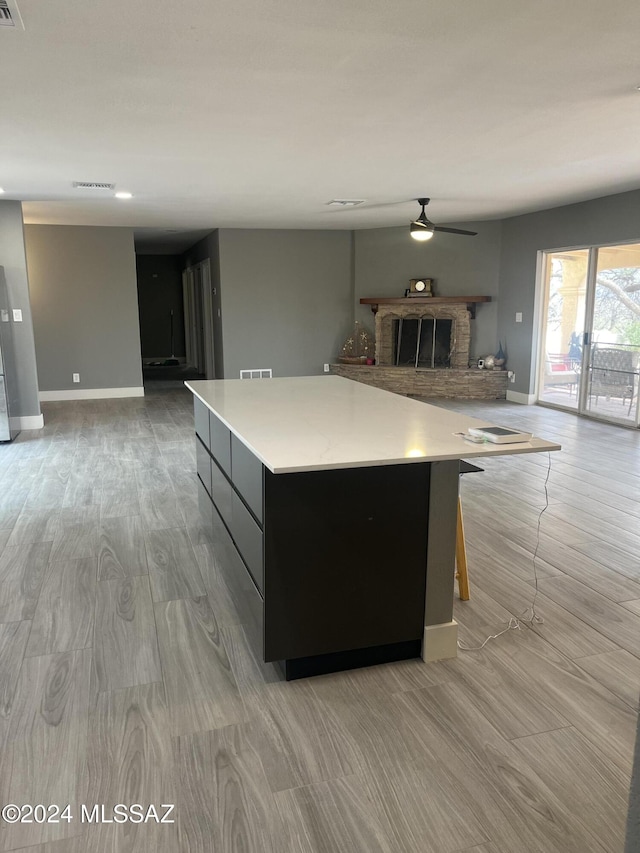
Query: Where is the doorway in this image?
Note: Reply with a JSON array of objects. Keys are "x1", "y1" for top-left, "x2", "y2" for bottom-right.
[
  {"x1": 136, "y1": 252, "x2": 201, "y2": 390},
  {"x1": 538, "y1": 242, "x2": 640, "y2": 427}
]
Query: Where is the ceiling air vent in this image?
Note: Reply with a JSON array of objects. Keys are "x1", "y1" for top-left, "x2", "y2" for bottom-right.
[
  {"x1": 0, "y1": 0, "x2": 23, "y2": 28},
  {"x1": 0, "y1": 1, "x2": 13, "y2": 26},
  {"x1": 327, "y1": 199, "x2": 366, "y2": 207},
  {"x1": 73, "y1": 182, "x2": 116, "y2": 190}
]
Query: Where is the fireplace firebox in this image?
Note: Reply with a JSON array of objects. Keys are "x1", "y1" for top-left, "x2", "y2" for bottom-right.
[
  {"x1": 372, "y1": 302, "x2": 471, "y2": 370},
  {"x1": 393, "y1": 318, "x2": 453, "y2": 368}
]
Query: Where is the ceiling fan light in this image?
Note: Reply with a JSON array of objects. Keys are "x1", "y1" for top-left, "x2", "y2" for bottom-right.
[{"x1": 410, "y1": 221, "x2": 434, "y2": 241}]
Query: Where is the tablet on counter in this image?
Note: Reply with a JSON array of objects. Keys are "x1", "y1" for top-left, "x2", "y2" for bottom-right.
[{"x1": 467, "y1": 426, "x2": 533, "y2": 444}]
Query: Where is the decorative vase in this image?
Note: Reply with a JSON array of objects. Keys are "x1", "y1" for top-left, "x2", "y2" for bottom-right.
[{"x1": 483, "y1": 355, "x2": 496, "y2": 370}]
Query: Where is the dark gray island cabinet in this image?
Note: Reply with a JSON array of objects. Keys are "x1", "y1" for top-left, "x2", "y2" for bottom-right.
[{"x1": 188, "y1": 376, "x2": 559, "y2": 679}]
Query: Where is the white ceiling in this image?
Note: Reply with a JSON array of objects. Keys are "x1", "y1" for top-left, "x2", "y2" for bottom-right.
[{"x1": 2, "y1": 0, "x2": 640, "y2": 246}]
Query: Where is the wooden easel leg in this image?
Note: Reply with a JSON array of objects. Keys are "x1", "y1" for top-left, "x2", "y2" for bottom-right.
[{"x1": 455, "y1": 495, "x2": 470, "y2": 601}]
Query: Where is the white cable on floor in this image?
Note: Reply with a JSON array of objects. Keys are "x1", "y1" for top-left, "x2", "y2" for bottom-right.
[{"x1": 457, "y1": 450, "x2": 551, "y2": 652}]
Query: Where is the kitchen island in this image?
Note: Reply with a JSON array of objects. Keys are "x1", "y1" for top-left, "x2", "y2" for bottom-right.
[{"x1": 186, "y1": 375, "x2": 559, "y2": 679}]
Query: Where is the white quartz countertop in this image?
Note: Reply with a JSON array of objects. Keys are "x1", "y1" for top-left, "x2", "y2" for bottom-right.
[{"x1": 186, "y1": 376, "x2": 560, "y2": 473}]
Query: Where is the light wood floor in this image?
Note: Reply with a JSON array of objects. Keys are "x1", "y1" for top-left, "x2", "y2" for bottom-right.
[{"x1": 0, "y1": 387, "x2": 638, "y2": 852}]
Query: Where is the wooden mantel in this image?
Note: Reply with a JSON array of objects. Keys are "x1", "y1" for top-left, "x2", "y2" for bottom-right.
[{"x1": 360, "y1": 295, "x2": 491, "y2": 318}]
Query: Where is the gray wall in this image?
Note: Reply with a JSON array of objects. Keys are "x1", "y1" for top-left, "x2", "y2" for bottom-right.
[
  {"x1": 25, "y1": 225, "x2": 143, "y2": 392},
  {"x1": 217, "y1": 229, "x2": 352, "y2": 378},
  {"x1": 0, "y1": 202, "x2": 41, "y2": 418},
  {"x1": 183, "y1": 231, "x2": 224, "y2": 377},
  {"x1": 18, "y1": 186, "x2": 636, "y2": 399},
  {"x1": 354, "y1": 222, "x2": 502, "y2": 361},
  {"x1": 183, "y1": 231, "x2": 218, "y2": 268},
  {"x1": 498, "y1": 188, "x2": 640, "y2": 395},
  {"x1": 136, "y1": 254, "x2": 186, "y2": 359}
]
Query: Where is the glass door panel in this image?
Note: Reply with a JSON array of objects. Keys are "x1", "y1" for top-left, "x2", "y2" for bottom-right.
[
  {"x1": 584, "y1": 244, "x2": 640, "y2": 425},
  {"x1": 538, "y1": 249, "x2": 589, "y2": 410}
]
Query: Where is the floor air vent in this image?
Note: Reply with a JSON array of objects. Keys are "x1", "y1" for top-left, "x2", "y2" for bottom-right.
[{"x1": 240, "y1": 369, "x2": 273, "y2": 379}]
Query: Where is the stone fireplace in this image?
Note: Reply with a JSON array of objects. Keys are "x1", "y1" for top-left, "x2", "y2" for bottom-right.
[{"x1": 330, "y1": 296, "x2": 508, "y2": 400}]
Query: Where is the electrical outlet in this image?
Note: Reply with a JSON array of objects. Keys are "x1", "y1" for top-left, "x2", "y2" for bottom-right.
[
  {"x1": 12, "y1": 308, "x2": 22, "y2": 322},
  {"x1": 323, "y1": 363, "x2": 330, "y2": 373},
  {"x1": 72, "y1": 373, "x2": 80, "y2": 383},
  {"x1": 515, "y1": 312, "x2": 523, "y2": 323},
  {"x1": 508, "y1": 371, "x2": 516, "y2": 383}
]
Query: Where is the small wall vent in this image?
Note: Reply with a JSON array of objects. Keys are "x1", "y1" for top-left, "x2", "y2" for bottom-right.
[
  {"x1": 240, "y1": 368, "x2": 272, "y2": 379},
  {"x1": 73, "y1": 181, "x2": 116, "y2": 190}
]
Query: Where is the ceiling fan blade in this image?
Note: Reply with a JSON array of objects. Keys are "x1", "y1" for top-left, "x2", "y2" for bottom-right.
[
  {"x1": 357, "y1": 200, "x2": 414, "y2": 211},
  {"x1": 433, "y1": 226, "x2": 478, "y2": 236}
]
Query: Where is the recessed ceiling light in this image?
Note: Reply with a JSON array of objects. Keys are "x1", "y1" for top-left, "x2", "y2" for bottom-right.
[
  {"x1": 327, "y1": 199, "x2": 365, "y2": 207},
  {"x1": 115, "y1": 191, "x2": 133, "y2": 199}
]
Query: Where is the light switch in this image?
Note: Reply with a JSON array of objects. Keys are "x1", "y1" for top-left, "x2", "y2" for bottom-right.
[
  {"x1": 12, "y1": 309, "x2": 23, "y2": 322},
  {"x1": 515, "y1": 312, "x2": 523, "y2": 323}
]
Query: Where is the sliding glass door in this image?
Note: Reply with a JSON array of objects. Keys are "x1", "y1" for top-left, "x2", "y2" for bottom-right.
[
  {"x1": 584, "y1": 244, "x2": 640, "y2": 424},
  {"x1": 538, "y1": 242, "x2": 640, "y2": 427},
  {"x1": 538, "y1": 249, "x2": 589, "y2": 411}
]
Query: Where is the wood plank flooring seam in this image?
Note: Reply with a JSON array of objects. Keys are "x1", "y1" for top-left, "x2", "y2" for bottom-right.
[
  {"x1": 0, "y1": 620, "x2": 32, "y2": 720},
  {"x1": 92, "y1": 575, "x2": 163, "y2": 692},
  {"x1": 503, "y1": 723, "x2": 574, "y2": 741}
]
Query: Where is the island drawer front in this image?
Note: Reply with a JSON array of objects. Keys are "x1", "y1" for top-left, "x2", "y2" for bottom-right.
[
  {"x1": 231, "y1": 434, "x2": 264, "y2": 523},
  {"x1": 196, "y1": 476, "x2": 214, "y2": 530},
  {"x1": 194, "y1": 397, "x2": 210, "y2": 449},
  {"x1": 211, "y1": 503, "x2": 264, "y2": 644},
  {"x1": 211, "y1": 458, "x2": 233, "y2": 528},
  {"x1": 210, "y1": 412, "x2": 231, "y2": 476},
  {"x1": 231, "y1": 491, "x2": 264, "y2": 593},
  {"x1": 196, "y1": 436, "x2": 212, "y2": 497}
]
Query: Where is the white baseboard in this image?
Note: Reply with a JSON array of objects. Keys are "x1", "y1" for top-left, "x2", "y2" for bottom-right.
[
  {"x1": 39, "y1": 386, "x2": 145, "y2": 402},
  {"x1": 506, "y1": 390, "x2": 536, "y2": 405},
  {"x1": 9, "y1": 414, "x2": 45, "y2": 430},
  {"x1": 422, "y1": 619, "x2": 458, "y2": 662}
]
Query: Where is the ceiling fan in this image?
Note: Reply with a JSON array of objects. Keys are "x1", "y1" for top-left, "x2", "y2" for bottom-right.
[{"x1": 410, "y1": 198, "x2": 477, "y2": 241}]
